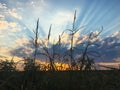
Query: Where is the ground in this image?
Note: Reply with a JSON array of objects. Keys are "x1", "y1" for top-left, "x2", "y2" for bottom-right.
[{"x1": 0, "y1": 70, "x2": 120, "y2": 90}]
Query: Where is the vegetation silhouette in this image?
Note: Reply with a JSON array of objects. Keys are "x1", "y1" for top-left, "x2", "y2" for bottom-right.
[
  {"x1": 0, "y1": 57, "x2": 16, "y2": 72},
  {"x1": 0, "y1": 10, "x2": 120, "y2": 90}
]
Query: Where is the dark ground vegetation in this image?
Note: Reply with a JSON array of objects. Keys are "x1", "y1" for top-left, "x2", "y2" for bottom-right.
[{"x1": 0, "y1": 70, "x2": 120, "y2": 90}]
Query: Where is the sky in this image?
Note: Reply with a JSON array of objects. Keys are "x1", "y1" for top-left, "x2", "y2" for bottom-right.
[{"x1": 0, "y1": 0, "x2": 120, "y2": 67}]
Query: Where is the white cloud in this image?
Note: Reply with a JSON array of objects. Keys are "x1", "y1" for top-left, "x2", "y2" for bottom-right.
[
  {"x1": 30, "y1": 0, "x2": 46, "y2": 7},
  {"x1": 8, "y1": 9, "x2": 22, "y2": 20},
  {"x1": 0, "y1": 20, "x2": 9, "y2": 30},
  {"x1": 51, "y1": 11, "x2": 73, "y2": 25},
  {"x1": 0, "y1": 3, "x2": 22, "y2": 32},
  {"x1": 15, "y1": 37, "x2": 29, "y2": 46},
  {"x1": 0, "y1": 3, "x2": 22, "y2": 20},
  {"x1": 0, "y1": 47, "x2": 12, "y2": 57},
  {"x1": 98, "y1": 62, "x2": 120, "y2": 69},
  {"x1": 0, "y1": 14, "x2": 5, "y2": 19},
  {"x1": 113, "y1": 57, "x2": 120, "y2": 62},
  {"x1": 112, "y1": 31, "x2": 120, "y2": 37},
  {"x1": 9, "y1": 22, "x2": 21, "y2": 32},
  {"x1": 51, "y1": 11, "x2": 73, "y2": 38},
  {"x1": 61, "y1": 33, "x2": 71, "y2": 44},
  {"x1": 0, "y1": 3, "x2": 7, "y2": 9},
  {"x1": 0, "y1": 20, "x2": 21, "y2": 32}
]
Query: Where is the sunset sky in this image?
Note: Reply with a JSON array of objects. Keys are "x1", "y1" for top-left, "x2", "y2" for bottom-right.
[{"x1": 0, "y1": 0, "x2": 120, "y2": 67}]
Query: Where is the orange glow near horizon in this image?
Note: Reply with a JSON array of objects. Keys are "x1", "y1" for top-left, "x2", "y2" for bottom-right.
[
  {"x1": 16, "y1": 61, "x2": 70, "y2": 71},
  {"x1": 1, "y1": 56, "x2": 120, "y2": 71}
]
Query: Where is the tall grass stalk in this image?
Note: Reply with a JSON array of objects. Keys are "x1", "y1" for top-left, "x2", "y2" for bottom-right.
[{"x1": 63, "y1": 10, "x2": 84, "y2": 70}]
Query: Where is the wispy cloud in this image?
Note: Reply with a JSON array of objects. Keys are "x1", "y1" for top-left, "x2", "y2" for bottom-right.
[
  {"x1": 15, "y1": 37, "x2": 29, "y2": 46},
  {"x1": 0, "y1": 47, "x2": 12, "y2": 59},
  {"x1": 0, "y1": 3, "x2": 22, "y2": 20},
  {"x1": 0, "y1": 20, "x2": 21, "y2": 32},
  {"x1": 9, "y1": 31, "x2": 120, "y2": 63},
  {"x1": 8, "y1": 9, "x2": 22, "y2": 20},
  {"x1": 0, "y1": 3, "x2": 22, "y2": 33},
  {"x1": 113, "y1": 57, "x2": 120, "y2": 62}
]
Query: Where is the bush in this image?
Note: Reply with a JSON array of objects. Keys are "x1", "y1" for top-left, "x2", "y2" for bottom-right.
[{"x1": 0, "y1": 60, "x2": 16, "y2": 72}]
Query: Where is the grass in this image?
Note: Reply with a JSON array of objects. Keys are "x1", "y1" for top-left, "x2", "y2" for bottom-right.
[{"x1": 0, "y1": 70, "x2": 120, "y2": 90}]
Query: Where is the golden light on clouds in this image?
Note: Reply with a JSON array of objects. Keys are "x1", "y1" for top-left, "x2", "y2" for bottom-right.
[
  {"x1": 15, "y1": 37, "x2": 29, "y2": 46},
  {"x1": 98, "y1": 62, "x2": 120, "y2": 69},
  {"x1": 0, "y1": 20, "x2": 21, "y2": 32},
  {"x1": 0, "y1": 20, "x2": 9, "y2": 30},
  {"x1": 8, "y1": 9, "x2": 22, "y2": 20}
]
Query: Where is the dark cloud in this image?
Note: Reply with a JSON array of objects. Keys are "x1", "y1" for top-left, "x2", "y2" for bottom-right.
[
  {"x1": 97, "y1": 35, "x2": 120, "y2": 62},
  {"x1": 9, "y1": 32, "x2": 120, "y2": 63}
]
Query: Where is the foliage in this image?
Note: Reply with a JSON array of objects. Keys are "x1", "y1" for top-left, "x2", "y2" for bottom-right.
[
  {"x1": 0, "y1": 59, "x2": 16, "y2": 72},
  {"x1": 23, "y1": 57, "x2": 40, "y2": 71}
]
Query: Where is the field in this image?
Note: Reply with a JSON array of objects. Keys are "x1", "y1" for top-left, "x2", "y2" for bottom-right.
[{"x1": 0, "y1": 70, "x2": 120, "y2": 90}]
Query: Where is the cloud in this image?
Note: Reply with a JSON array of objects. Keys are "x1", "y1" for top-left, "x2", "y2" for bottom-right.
[
  {"x1": 0, "y1": 47, "x2": 12, "y2": 59},
  {"x1": 18, "y1": 1, "x2": 79, "y2": 39},
  {"x1": 113, "y1": 57, "x2": 120, "y2": 62},
  {"x1": 9, "y1": 37, "x2": 69, "y2": 61},
  {"x1": 0, "y1": 3, "x2": 7, "y2": 9},
  {"x1": 30, "y1": 0, "x2": 47, "y2": 7},
  {"x1": 51, "y1": 10, "x2": 78, "y2": 37},
  {"x1": 10, "y1": 46, "x2": 33, "y2": 58},
  {"x1": 0, "y1": 3, "x2": 22, "y2": 20},
  {"x1": 0, "y1": 55, "x2": 7, "y2": 59},
  {"x1": 0, "y1": 20, "x2": 21, "y2": 32},
  {"x1": 61, "y1": 33, "x2": 71, "y2": 44},
  {"x1": 0, "y1": 0, "x2": 80, "y2": 40},
  {"x1": 0, "y1": 3, "x2": 22, "y2": 32},
  {"x1": 6, "y1": 30, "x2": 120, "y2": 63},
  {"x1": 9, "y1": 39, "x2": 35, "y2": 58},
  {"x1": 71, "y1": 31, "x2": 120, "y2": 63},
  {"x1": 0, "y1": 20, "x2": 8, "y2": 30},
  {"x1": 7, "y1": 30, "x2": 120, "y2": 70},
  {"x1": 111, "y1": 31, "x2": 120, "y2": 37},
  {"x1": 94, "y1": 32, "x2": 120, "y2": 62},
  {"x1": 98, "y1": 62, "x2": 120, "y2": 69},
  {"x1": 51, "y1": 11, "x2": 73, "y2": 26},
  {"x1": 15, "y1": 37, "x2": 29, "y2": 46},
  {"x1": 0, "y1": 14, "x2": 5, "y2": 19},
  {"x1": 8, "y1": 9, "x2": 22, "y2": 20}
]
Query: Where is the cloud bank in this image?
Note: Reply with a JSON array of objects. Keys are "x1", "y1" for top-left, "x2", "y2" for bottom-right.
[{"x1": 9, "y1": 31, "x2": 120, "y2": 64}]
